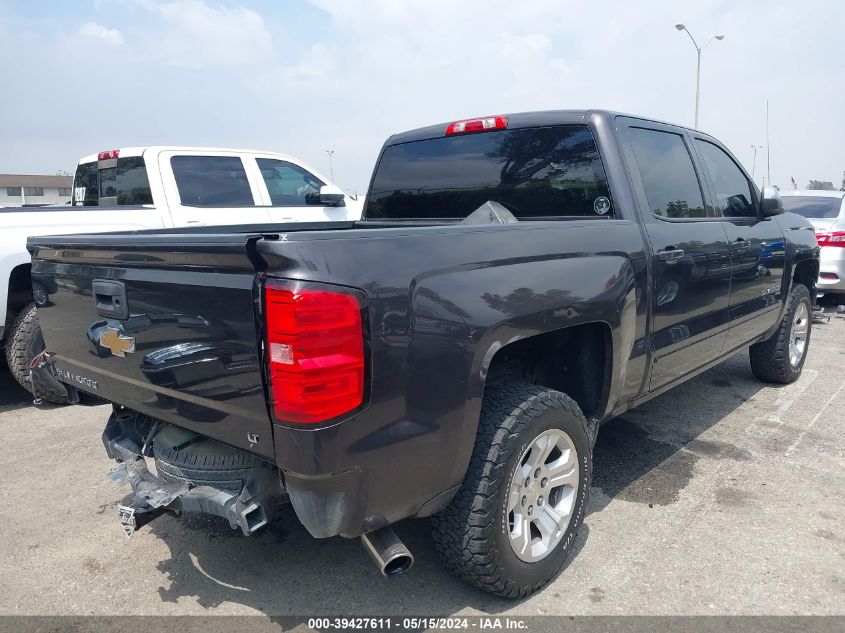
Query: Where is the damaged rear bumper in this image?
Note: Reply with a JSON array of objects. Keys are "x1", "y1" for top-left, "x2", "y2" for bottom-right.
[{"x1": 103, "y1": 415, "x2": 283, "y2": 537}]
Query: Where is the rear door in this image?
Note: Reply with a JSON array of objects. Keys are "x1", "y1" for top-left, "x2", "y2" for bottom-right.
[
  {"x1": 620, "y1": 119, "x2": 732, "y2": 391},
  {"x1": 692, "y1": 136, "x2": 786, "y2": 348},
  {"x1": 29, "y1": 232, "x2": 275, "y2": 459},
  {"x1": 157, "y1": 150, "x2": 273, "y2": 227}
]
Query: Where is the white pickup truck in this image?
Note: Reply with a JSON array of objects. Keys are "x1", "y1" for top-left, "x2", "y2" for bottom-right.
[{"x1": 2, "y1": 146, "x2": 362, "y2": 403}]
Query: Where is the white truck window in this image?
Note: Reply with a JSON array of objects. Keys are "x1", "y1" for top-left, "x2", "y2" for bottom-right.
[
  {"x1": 257, "y1": 158, "x2": 324, "y2": 207},
  {"x1": 171, "y1": 156, "x2": 255, "y2": 207},
  {"x1": 72, "y1": 157, "x2": 153, "y2": 206}
]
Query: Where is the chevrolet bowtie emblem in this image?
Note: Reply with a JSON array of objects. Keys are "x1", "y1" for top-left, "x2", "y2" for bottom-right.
[{"x1": 99, "y1": 328, "x2": 136, "y2": 358}]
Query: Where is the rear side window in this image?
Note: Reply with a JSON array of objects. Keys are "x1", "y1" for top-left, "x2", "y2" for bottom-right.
[
  {"x1": 171, "y1": 156, "x2": 255, "y2": 207},
  {"x1": 257, "y1": 158, "x2": 324, "y2": 206},
  {"x1": 366, "y1": 125, "x2": 613, "y2": 220},
  {"x1": 781, "y1": 196, "x2": 843, "y2": 219},
  {"x1": 628, "y1": 127, "x2": 706, "y2": 219},
  {"x1": 72, "y1": 157, "x2": 152, "y2": 206},
  {"x1": 696, "y1": 140, "x2": 756, "y2": 218}
]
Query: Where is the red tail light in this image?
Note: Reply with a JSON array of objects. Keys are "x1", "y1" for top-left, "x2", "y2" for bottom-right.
[
  {"x1": 265, "y1": 279, "x2": 365, "y2": 424},
  {"x1": 98, "y1": 149, "x2": 119, "y2": 160},
  {"x1": 445, "y1": 116, "x2": 507, "y2": 135},
  {"x1": 816, "y1": 230, "x2": 845, "y2": 247}
]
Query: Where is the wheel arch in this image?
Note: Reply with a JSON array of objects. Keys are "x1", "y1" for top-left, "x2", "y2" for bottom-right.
[
  {"x1": 480, "y1": 321, "x2": 613, "y2": 421},
  {"x1": 5, "y1": 262, "x2": 33, "y2": 333}
]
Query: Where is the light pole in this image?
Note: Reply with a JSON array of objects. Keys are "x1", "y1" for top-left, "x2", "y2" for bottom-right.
[
  {"x1": 750, "y1": 145, "x2": 764, "y2": 184},
  {"x1": 675, "y1": 24, "x2": 725, "y2": 129},
  {"x1": 325, "y1": 150, "x2": 335, "y2": 182}
]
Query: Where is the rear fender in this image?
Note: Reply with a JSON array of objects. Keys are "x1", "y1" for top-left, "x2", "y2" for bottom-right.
[{"x1": 407, "y1": 253, "x2": 640, "y2": 490}]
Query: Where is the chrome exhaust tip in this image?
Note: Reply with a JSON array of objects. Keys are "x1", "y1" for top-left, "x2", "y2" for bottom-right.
[{"x1": 361, "y1": 526, "x2": 414, "y2": 576}]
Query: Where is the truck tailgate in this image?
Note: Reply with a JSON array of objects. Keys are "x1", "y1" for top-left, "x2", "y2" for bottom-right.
[{"x1": 28, "y1": 233, "x2": 275, "y2": 459}]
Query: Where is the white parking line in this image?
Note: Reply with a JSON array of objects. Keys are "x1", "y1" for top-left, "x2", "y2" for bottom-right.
[{"x1": 784, "y1": 379, "x2": 845, "y2": 456}]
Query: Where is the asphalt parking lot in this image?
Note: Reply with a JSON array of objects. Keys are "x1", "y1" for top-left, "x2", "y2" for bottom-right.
[{"x1": 0, "y1": 316, "x2": 843, "y2": 618}]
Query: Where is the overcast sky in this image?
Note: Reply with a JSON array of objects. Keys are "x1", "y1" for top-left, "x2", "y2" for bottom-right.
[{"x1": 0, "y1": 0, "x2": 842, "y2": 193}]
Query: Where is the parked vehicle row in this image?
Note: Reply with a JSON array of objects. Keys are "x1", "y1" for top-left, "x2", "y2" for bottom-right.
[
  {"x1": 2, "y1": 146, "x2": 361, "y2": 402},
  {"x1": 780, "y1": 190, "x2": 845, "y2": 297},
  {"x1": 27, "y1": 110, "x2": 819, "y2": 597}
]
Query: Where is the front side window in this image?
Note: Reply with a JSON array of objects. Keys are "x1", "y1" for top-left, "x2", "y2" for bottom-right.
[
  {"x1": 366, "y1": 125, "x2": 613, "y2": 220},
  {"x1": 171, "y1": 155, "x2": 255, "y2": 207},
  {"x1": 628, "y1": 127, "x2": 706, "y2": 219},
  {"x1": 257, "y1": 159, "x2": 325, "y2": 206},
  {"x1": 696, "y1": 140, "x2": 756, "y2": 218}
]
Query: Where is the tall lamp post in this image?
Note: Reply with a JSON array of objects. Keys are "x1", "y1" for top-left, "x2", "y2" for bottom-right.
[
  {"x1": 325, "y1": 149, "x2": 335, "y2": 181},
  {"x1": 675, "y1": 24, "x2": 725, "y2": 129},
  {"x1": 750, "y1": 145, "x2": 764, "y2": 185}
]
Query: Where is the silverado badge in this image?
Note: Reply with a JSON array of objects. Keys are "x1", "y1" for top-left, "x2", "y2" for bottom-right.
[{"x1": 99, "y1": 328, "x2": 136, "y2": 357}]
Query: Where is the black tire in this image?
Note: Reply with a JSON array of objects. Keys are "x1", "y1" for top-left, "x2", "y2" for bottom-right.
[
  {"x1": 749, "y1": 284, "x2": 812, "y2": 384},
  {"x1": 153, "y1": 423, "x2": 254, "y2": 491},
  {"x1": 4, "y1": 304, "x2": 68, "y2": 404},
  {"x1": 431, "y1": 383, "x2": 592, "y2": 598}
]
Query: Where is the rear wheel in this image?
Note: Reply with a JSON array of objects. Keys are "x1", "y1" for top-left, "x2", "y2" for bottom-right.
[
  {"x1": 749, "y1": 284, "x2": 812, "y2": 384},
  {"x1": 431, "y1": 383, "x2": 591, "y2": 598},
  {"x1": 5, "y1": 304, "x2": 68, "y2": 404}
]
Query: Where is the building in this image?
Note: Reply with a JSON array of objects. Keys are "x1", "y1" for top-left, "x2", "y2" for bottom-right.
[{"x1": 0, "y1": 174, "x2": 73, "y2": 207}]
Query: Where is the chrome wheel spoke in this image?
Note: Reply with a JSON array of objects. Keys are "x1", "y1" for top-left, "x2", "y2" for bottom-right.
[
  {"x1": 509, "y1": 513, "x2": 532, "y2": 557},
  {"x1": 535, "y1": 505, "x2": 565, "y2": 540},
  {"x1": 546, "y1": 460, "x2": 578, "y2": 489},
  {"x1": 507, "y1": 486, "x2": 521, "y2": 513}
]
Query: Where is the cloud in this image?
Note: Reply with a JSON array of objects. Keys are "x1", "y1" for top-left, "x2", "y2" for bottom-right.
[
  {"x1": 137, "y1": 0, "x2": 273, "y2": 68},
  {"x1": 0, "y1": 0, "x2": 842, "y2": 194},
  {"x1": 78, "y1": 21, "x2": 123, "y2": 46}
]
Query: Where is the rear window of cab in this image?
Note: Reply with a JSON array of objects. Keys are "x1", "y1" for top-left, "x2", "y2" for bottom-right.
[
  {"x1": 72, "y1": 157, "x2": 153, "y2": 206},
  {"x1": 365, "y1": 125, "x2": 613, "y2": 221}
]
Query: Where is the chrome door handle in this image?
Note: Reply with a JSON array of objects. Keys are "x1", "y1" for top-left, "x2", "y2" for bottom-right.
[
  {"x1": 732, "y1": 239, "x2": 751, "y2": 251},
  {"x1": 657, "y1": 249, "x2": 685, "y2": 264}
]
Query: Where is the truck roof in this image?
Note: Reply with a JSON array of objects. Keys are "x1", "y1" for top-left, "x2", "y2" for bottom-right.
[
  {"x1": 385, "y1": 109, "x2": 693, "y2": 146},
  {"x1": 77, "y1": 146, "x2": 306, "y2": 165}
]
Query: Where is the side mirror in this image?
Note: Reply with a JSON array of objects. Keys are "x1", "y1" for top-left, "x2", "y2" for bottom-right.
[
  {"x1": 760, "y1": 186, "x2": 783, "y2": 217},
  {"x1": 319, "y1": 185, "x2": 346, "y2": 207}
]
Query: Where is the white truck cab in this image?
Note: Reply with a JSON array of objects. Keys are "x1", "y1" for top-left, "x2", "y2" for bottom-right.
[{"x1": 2, "y1": 146, "x2": 362, "y2": 401}]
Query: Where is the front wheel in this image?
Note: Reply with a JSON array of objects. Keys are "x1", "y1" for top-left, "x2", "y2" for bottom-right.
[
  {"x1": 431, "y1": 383, "x2": 591, "y2": 598},
  {"x1": 749, "y1": 284, "x2": 812, "y2": 384}
]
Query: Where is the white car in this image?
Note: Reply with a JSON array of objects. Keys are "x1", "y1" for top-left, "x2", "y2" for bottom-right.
[
  {"x1": 2, "y1": 146, "x2": 362, "y2": 402},
  {"x1": 780, "y1": 189, "x2": 845, "y2": 296}
]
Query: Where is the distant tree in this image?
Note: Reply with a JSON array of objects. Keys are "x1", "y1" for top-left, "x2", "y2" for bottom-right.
[
  {"x1": 840, "y1": 170, "x2": 844, "y2": 191},
  {"x1": 807, "y1": 179, "x2": 835, "y2": 191}
]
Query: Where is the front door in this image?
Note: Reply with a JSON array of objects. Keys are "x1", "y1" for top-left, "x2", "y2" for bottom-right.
[
  {"x1": 622, "y1": 121, "x2": 733, "y2": 391},
  {"x1": 692, "y1": 137, "x2": 786, "y2": 349},
  {"x1": 252, "y1": 157, "x2": 351, "y2": 223}
]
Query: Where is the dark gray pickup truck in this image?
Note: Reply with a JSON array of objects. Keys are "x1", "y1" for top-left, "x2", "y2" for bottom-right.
[{"x1": 28, "y1": 110, "x2": 819, "y2": 597}]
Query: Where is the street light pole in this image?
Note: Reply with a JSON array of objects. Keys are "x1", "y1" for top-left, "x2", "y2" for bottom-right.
[
  {"x1": 325, "y1": 149, "x2": 335, "y2": 182},
  {"x1": 750, "y1": 145, "x2": 764, "y2": 184},
  {"x1": 675, "y1": 24, "x2": 725, "y2": 129}
]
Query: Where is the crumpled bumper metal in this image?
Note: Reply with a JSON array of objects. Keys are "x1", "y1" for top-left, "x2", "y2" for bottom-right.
[{"x1": 103, "y1": 414, "x2": 282, "y2": 537}]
